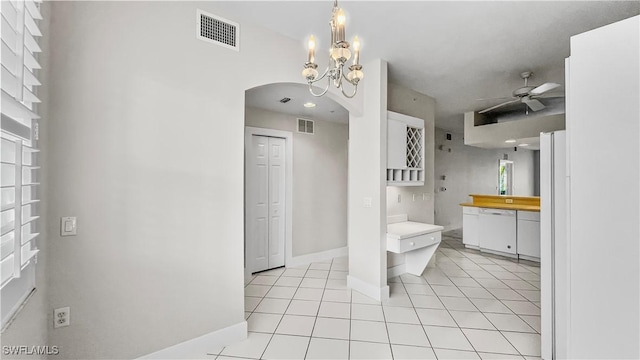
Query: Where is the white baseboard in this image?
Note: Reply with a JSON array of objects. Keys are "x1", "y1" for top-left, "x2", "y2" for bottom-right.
[
  {"x1": 347, "y1": 275, "x2": 389, "y2": 302},
  {"x1": 481, "y1": 248, "x2": 518, "y2": 259},
  {"x1": 288, "y1": 246, "x2": 348, "y2": 268},
  {"x1": 138, "y1": 321, "x2": 247, "y2": 359},
  {"x1": 518, "y1": 254, "x2": 541, "y2": 263},
  {"x1": 244, "y1": 268, "x2": 253, "y2": 285},
  {"x1": 387, "y1": 264, "x2": 406, "y2": 278}
]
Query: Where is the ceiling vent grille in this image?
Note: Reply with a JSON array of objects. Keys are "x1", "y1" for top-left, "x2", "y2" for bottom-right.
[
  {"x1": 297, "y1": 118, "x2": 314, "y2": 134},
  {"x1": 196, "y1": 9, "x2": 239, "y2": 51}
]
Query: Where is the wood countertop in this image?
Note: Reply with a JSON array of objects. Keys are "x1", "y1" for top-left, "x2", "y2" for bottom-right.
[{"x1": 460, "y1": 194, "x2": 540, "y2": 212}]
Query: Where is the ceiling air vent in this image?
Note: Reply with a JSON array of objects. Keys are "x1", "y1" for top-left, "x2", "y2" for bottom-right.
[
  {"x1": 196, "y1": 9, "x2": 239, "y2": 51},
  {"x1": 297, "y1": 118, "x2": 314, "y2": 134}
]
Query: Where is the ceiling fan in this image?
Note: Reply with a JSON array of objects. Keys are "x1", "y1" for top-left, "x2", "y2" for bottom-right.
[{"x1": 478, "y1": 71, "x2": 561, "y2": 114}]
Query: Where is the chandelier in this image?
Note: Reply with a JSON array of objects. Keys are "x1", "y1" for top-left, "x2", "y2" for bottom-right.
[{"x1": 302, "y1": 0, "x2": 363, "y2": 98}]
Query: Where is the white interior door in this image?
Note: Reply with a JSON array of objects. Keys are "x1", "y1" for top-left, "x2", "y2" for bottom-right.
[
  {"x1": 268, "y1": 137, "x2": 286, "y2": 269},
  {"x1": 248, "y1": 135, "x2": 286, "y2": 273}
]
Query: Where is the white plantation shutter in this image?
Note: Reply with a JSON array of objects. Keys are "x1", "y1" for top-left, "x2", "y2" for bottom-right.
[{"x1": 1, "y1": 0, "x2": 43, "y2": 330}]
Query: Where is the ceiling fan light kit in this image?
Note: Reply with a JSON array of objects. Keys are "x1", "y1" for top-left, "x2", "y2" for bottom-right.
[
  {"x1": 303, "y1": 0, "x2": 363, "y2": 98},
  {"x1": 478, "y1": 71, "x2": 561, "y2": 114}
]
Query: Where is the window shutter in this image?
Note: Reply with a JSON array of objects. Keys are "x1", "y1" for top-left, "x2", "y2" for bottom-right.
[{"x1": 1, "y1": 0, "x2": 43, "y2": 330}]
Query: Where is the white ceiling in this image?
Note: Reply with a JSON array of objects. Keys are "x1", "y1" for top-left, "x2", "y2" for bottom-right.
[
  {"x1": 217, "y1": 1, "x2": 639, "y2": 133},
  {"x1": 246, "y1": 83, "x2": 349, "y2": 123}
]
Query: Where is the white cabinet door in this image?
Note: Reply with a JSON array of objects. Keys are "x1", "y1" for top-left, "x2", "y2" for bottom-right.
[
  {"x1": 387, "y1": 118, "x2": 407, "y2": 169},
  {"x1": 517, "y1": 211, "x2": 540, "y2": 259},
  {"x1": 517, "y1": 220, "x2": 540, "y2": 258},
  {"x1": 462, "y1": 207, "x2": 479, "y2": 247}
]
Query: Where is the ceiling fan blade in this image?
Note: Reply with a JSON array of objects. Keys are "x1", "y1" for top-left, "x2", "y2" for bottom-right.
[
  {"x1": 475, "y1": 96, "x2": 514, "y2": 102},
  {"x1": 478, "y1": 98, "x2": 520, "y2": 114},
  {"x1": 523, "y1": 97, "x2": 545, "y2": 111},
  {"x1": 531, "y1": 92, "x2": 565, "y2": 99},
  {"x1": 530, "y1": 82, "x2": 560, "y2": 96}
]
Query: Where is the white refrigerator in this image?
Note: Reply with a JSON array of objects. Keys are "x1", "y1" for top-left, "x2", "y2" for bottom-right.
[
  {"x1": 541, "y1": 15, "x2": 639, "y2": 359},
  {"x1": 540, "y1": 130, "x2": 567, "y2": 360}
]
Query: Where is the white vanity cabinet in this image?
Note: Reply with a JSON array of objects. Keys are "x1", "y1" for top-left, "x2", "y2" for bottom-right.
[
  {"x1": 386, "y1": 111, "x2": 424, "y2": 186},
  {"x1": 387, "y1": 221, "x2": 443, "y2": 276},
  {"x1": 517, "y1": 210, "x2": 541, "y2": 260}
]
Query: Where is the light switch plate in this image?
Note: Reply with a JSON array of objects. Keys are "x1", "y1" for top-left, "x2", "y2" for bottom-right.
[{"x1": 60, "y1": 217, "x2": 77, "y2": 236}]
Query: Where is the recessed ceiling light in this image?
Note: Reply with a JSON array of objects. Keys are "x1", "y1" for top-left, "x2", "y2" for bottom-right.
[
  {"x1": 303, "y1": 102, "x2": 316, "y2": 108},
  {"x1": 519, "y1": 143, "x2": 530, "y2": 147},
  {"x1": 505, "y1": 139, "x2": 517, "y2": 143}
]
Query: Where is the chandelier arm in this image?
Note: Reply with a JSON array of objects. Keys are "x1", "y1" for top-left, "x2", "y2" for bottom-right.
[
  {"x1": 340, "y1": 83, "x2": 358, "y2": 98},
  {"x1": 308, "y1": 66, "x2": 331, "y2": 85},
  {"x1": 334, "y1": 65, "x2": 344, "y2": 88},
  {"x1": 308, "y1": 78, "x2": 331, "y2": 97}
]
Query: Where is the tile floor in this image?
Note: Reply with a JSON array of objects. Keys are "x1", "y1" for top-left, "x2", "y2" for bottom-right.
[{"x1": 215, "y1": 233, "x2": 541, "y2": 360}]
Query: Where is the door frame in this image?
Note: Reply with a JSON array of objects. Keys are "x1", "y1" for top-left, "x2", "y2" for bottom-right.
[{"x1": 244, "y1": 126, "x2": 293, "y2": 281}]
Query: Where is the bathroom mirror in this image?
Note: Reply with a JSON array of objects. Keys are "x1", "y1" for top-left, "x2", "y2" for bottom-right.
[{"x1": 498, "y1": 159, "x2": 514, "y2": 195}]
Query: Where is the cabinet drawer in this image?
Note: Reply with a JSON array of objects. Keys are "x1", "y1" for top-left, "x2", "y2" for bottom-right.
[
  {"x1": 387, "y1": 231, "x2": 441, "y2": 254},
  {"x1": 463, "y1": 206, "x2": 479, "y2": 215}
]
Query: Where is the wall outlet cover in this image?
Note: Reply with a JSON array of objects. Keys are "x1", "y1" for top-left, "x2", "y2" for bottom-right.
[{"x1": 54, "y1": 307, "x2": 70, "y2": 328}]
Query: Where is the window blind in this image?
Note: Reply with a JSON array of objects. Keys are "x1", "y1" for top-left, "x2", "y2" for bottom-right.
[{"x1": 1, "y1": 0, "x2": 43, "y2": 330}]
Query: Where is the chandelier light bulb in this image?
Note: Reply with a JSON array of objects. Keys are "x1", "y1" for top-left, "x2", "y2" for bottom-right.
[
  {"x1": 336, "y1": 8, "x2": 346, "y2": 26},
  {"x1": 307, "y1": 35, "x2": 316, "y2": 63},
  {"x1": 352, "y1": 35, "x2": 361, "y2": 65},
  {"x1": 352, "y1": 36, "x2": 360, "y2": 51}
]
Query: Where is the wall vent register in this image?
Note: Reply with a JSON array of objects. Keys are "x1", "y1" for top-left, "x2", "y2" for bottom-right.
[
  {"x1": 297, "y1": 118, "x2": 314, "y2": 134},
  {"x1": 196, "y1": 9, "x2": 239, "y2": 51}
]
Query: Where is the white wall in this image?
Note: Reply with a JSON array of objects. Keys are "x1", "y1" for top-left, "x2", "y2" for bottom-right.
[
  {"x1": 245, "y1": 107, "x2": 348, "y2": 257},
  {"x1": 41, "y1": 2, "x2": 363, "y2": 358},
  {"x1": 566, "y1": 15, "x2": 639, "y2": 358},
  {"x1": 434, "y1": 129, "x2": 536, "y2": 231},
  {"x1": 347, "y1": 59, "x2": 389, "y2": 300}
]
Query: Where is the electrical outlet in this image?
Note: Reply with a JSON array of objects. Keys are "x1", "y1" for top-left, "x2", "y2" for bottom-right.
[{"x1": 54, "y1": 307, "x2": 70, "y2": 328}]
